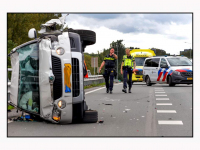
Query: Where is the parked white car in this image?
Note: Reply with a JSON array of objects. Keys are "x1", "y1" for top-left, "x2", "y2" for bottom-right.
[{"x1": 143, "y1": 56, "x2": 193, "y2": 86}]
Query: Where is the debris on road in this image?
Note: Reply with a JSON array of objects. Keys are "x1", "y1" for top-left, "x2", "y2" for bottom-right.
[
  {"x1": 98, "y1": 120, "x2": 104, "y2": 124},
  {"x1": 105, "y1": 104, "x2": 112, "y2": 106},
  {"x1": 125, "y1": 109, "x2": 131, "y2": 111},
  {"x1": 147, "y1": 100, "x2": 150, "y2": 102},
  {"x1": 123, "y1": 111, "x2": 127, "y2": 113}
]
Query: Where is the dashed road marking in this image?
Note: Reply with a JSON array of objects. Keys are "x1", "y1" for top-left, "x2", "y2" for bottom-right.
[
  {"x1": 156, "y1": 103, "x2": 172, "y2": 105},
  {"x1": 158, "y1": 120, "x2": 183, "y2": 125},
  {"x1": 155, "y1": 92, "x2": 166, "y2": 93},
  {"x1": 155, "y1": 95, "x2": 167, "y2": 96},
  {"x1": 156, "y1": 98, "x2": 169, "y2": 100},
  {"x1": 157, "y1": 110, "x2": 176, "y2": 113}
]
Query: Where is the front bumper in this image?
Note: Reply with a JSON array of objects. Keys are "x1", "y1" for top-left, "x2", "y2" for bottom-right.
[
  {"x1": 171, "y1": 74, "x2": 193, "y2": 84},
  {"x1": 132, "y1": 75, "x2": 143, "y2": 82}
]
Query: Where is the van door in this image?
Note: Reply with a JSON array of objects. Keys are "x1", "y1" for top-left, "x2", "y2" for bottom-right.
[
  {"x1": 159, "y1": 58, "x2": 169, "y2": 83},
  {"x1": 151, "y1": 58, "x2": 160, "y2": 82},
  {"x1": 144, "y1": 58, "x2": 152, "y2": 81}
]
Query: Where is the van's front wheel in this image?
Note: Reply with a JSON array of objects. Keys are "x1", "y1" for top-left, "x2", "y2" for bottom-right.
[{"x1": 169, "y1": 76, "x2": 175, "y2": 86}]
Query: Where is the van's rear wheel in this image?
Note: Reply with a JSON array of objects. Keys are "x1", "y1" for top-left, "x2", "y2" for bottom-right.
[
  {"x1": 169, "y1": 76, "x2": 175, "y2": 86},
  {"x1": 146, "y1": 76, "x2": 152, "y2": 86},
  {"x1": 83, "y1": 110, "x2": 98, "y2": 123},
  {"x1": 68, "y1": 28, "x2": 96, "y2": 46}
]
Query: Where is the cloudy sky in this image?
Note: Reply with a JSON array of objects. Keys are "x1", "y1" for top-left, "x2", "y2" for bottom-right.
[{"x1": 63, "y1": 13, "x2": 192, "y2": 55}]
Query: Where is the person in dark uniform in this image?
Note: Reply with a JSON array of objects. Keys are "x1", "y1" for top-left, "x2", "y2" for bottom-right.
[
  {"x1": 121, "y1": 48, "x2": 136, "y2": 93},
  {"x1": 99, "y1": 48, "x2": 118, "y2": 94}
]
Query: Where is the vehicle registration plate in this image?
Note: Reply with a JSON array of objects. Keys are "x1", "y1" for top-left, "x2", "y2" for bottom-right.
[{"x1": 187, "y1": 78, "x2": 192, "y2": 80}]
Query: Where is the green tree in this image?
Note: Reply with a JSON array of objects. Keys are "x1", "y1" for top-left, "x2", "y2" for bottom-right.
[
  {"x1": 7, "y1": 13, "x2": 62, "y2": 78},
  {"x1": 8, "y1": 13, "x2": 62, "y2": 45},
  {"x1": 180, "y1": 49, "x2": 193, "y2": 59}
]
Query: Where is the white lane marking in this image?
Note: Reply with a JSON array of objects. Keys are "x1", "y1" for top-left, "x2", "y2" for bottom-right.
[
  {"x1": 155, "y1": 92, "x2": 166, "y2": 93},
  {"x1": 155, "y1": 90, "x2": 164, "y2": 91},
  {"x1": 155, "y1": 95, "x2": 167, "y2": 96},
  {"x1": 157, "y1": 110, "x2": 176, "y2": 113},
  {"x1": 156, "y1": 103, "x2": 172, "y2": 105},
  {"x1": 85, "y1": 83, "x2": 122, "y2": 95},
  {"x1": 85, "y1": 87, "x2": 105, "y2": 94},
  {"x1": 158, "y1": 120, "x2": 183, "y2": 125},
  {"x1": 156, "y1": 98, "x2": 169, "y2": 100},
  {"x1": 155, "y1": 88, "x2": 163, "y2": 89}
]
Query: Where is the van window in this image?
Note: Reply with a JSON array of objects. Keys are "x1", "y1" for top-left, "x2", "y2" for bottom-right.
[
  {"x1": 17, "y1": 43, "x2": 40, "y2": 114},
  {"x1": 160, "y1": 58, "x2": 168, "y2": 67},
  {"x1": 135, "y1": 57, "x2": 147, "y2": 66},
  {"x1": 167, "y1": 58, "x2": 192, "y2": 66},
  {"x1": 151, "y1": 58, "x2": 160, "y2": 67},
  {"x1": 144, "y1": 59, "x2": 152, "y2": 67}
]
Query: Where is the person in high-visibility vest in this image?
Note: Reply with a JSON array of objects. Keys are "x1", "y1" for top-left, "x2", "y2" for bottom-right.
[{"x1": 120, "y1": 48, "x2": 136, "y2": 93}]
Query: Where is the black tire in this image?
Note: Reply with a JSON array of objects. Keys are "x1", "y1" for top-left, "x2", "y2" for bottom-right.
[
  {"x1": 169, "y1": 76, "x2": 175, "y2": 86},
  {"x1": 83, "y1": 110, "x2": 98, "y2": 123},
  {"x1": 146, "y1": 76, "x2": 152, "y2": 86},
  {"x1": 68, "y1": 28, "x2": 96, "y2": 46},
  {"x1": 132, "y1": 81, "x2": 134, "y2": 85}
]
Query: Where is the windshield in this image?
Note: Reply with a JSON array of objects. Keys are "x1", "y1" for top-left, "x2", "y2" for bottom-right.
[
  {"x1": 135, "y1": 57, "x2": 147, "y2": 66},
  {"x1": 17, "y1": 43, "x2": 40, "y2": 114},
  {"x1": 167, "y1": 57, "x2": 192, "y2": 66}
]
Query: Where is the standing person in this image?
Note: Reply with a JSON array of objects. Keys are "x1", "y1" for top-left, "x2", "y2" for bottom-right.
[
  {"x1": 121, "y1": 48, "x2": 136, "y2": 93},
  {"x1": 99, "y1": 48, "x2": 118, "y2": 94}
]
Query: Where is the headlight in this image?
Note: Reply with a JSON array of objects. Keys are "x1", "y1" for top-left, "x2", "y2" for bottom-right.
[
  {"x1": 56, "y1": 47, "x2": 65, "y2": 55},
  {"x1": 57, "y1": 100, "x2": 66, "y2": 109},
  {"x1": 52, "y1": 105, "x2": 61, "y2": 122},
  {"x1": 173, "y1": 71, "x2": 181, "y2": 75}
]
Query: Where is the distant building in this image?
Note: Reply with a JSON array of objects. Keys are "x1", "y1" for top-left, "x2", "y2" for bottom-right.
[{"x1": 184, "y1": 49, "x2": 190, "y2": 52}]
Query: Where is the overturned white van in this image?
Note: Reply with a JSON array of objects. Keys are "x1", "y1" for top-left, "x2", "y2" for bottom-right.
[{"x1": 8, "y1": 17, "x2": 98, "y2": 124}]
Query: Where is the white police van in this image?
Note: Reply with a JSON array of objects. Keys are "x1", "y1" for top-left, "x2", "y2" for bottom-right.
[{"x1": 143, "y1": 56, "x2": 193, "y2": 86}]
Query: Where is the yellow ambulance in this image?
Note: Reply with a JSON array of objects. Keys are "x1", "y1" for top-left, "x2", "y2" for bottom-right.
[{"x1": 130, "y1": 49, "x2": 156, "y2": 83}]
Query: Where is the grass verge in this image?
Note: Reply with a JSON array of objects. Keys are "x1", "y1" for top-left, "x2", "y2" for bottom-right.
[{"x1": 84, "y1": 82, "x2": 105, "y2": 89}]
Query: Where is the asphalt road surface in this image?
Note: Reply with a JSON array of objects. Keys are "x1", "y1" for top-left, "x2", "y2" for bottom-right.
[{"x1": 8, "y1": 82, "x2": 192, "y2": 137}]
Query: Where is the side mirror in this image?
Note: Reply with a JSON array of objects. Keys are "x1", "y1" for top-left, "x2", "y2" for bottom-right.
[
  {"x1": 161, "y1": 64, "x2": 168, "y2": 68},
  {"x1": 28, "y1": 28, "x2": 37, "y2": 39}
]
